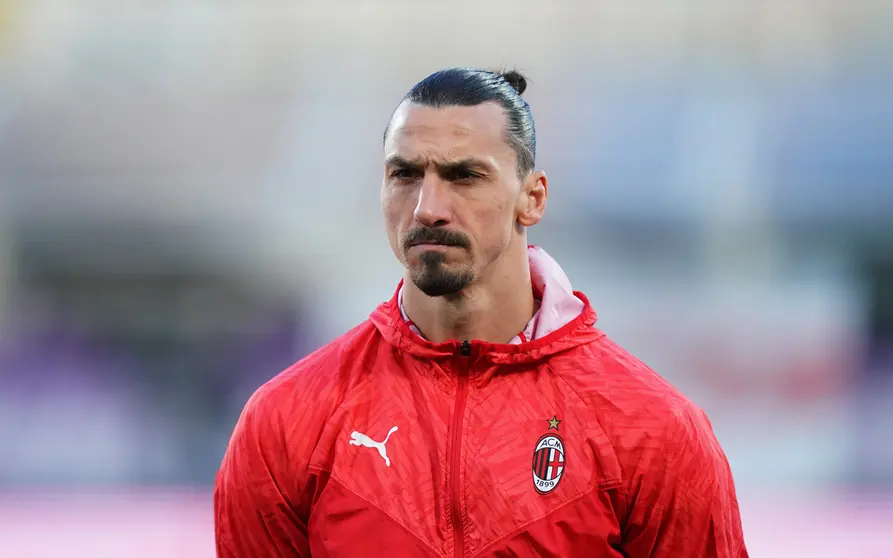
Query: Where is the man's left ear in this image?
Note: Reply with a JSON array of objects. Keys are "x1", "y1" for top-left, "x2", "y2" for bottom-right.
[{"x1": 516, "y1": 170, "x2": 548, "y2": 227}]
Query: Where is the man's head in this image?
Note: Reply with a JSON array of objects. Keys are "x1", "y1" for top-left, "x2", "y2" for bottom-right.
[{"x1": 381, "y1": 67, "x2": 548, "y2": 298}]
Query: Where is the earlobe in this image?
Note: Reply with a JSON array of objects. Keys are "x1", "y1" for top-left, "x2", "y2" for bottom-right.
[
  {"x1": 516, "y1": 171, "x2": 547, "y2": 227},
  {"x1": 516, "y1": 206, "x2": 542, "y2": 227}
]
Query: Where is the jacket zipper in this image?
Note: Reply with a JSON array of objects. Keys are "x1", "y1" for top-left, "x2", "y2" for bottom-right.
[{"x1": 450, "y1": 340, "x2": 471, "y2": 558}]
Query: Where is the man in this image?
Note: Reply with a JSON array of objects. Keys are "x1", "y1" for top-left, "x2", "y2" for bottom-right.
[{"x1": 215, "y1": 67, "x2": 748, "y2": 557}]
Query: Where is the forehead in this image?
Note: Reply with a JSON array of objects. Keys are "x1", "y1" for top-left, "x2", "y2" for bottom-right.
[{"x1": 384, "y1": 101, "x2": 512, "y2": 164}]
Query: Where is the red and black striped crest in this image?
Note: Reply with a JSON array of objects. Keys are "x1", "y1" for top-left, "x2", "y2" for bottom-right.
[{"x1": 531, "y1": 433, "x2": 565, "y2": 494}]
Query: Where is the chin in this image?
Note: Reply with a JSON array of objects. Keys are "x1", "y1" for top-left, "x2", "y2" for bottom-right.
[
  {"x1": 413, "y1": 277, "x2": 468, "y2": 298},
  {"x1": 410, "y1": 264, "x2": 475, "y2": 298}
]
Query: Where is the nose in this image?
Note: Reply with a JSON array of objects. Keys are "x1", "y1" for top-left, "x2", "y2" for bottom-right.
[{"x1": 413, "y1": 175, "x2": 452, "y2": 227}]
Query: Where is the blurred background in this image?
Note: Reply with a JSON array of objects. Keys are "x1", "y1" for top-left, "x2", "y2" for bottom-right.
[{"x1": 0, "y1": 1, "x2": 891, "y2": 556}]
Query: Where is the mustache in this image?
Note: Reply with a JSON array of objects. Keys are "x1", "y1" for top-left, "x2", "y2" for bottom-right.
[{"x1": 402, "y1": 228, "x2": 470, "y2": 251}]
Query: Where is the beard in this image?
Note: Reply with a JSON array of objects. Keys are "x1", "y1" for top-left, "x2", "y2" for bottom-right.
[
  {"x1": 401, "y1": 227, "x2": 475, "y2": 297},
  {"x1": 409, "y1": 250, "x2": 475, "y2": 297}
]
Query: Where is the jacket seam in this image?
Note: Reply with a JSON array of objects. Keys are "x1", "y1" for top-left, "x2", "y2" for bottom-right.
[
  {"x1": 319, "y1": 473, "x2": 445, "y2": 558},
  {"x1": 470, "y1": 483, "x2": 619, "y2": 558},
  {"x1": 545, "y1": 354, "x2": 628, "y2": 510},
  {"x1": 295, "y1": 345, "x2": 385, "y2": 501},
  {"x1": 546, "y1": 355, "x2": 623, "y2": 472}
]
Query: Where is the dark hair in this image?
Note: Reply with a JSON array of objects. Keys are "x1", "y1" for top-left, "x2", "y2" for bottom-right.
[{"x1": 386, "y1": 67, "x2": 536, "y2": 177}]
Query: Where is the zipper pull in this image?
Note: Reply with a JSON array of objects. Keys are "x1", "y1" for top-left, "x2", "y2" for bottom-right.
[{"x1": 460, "y1": 340, "x2": 471, "y2": 356}]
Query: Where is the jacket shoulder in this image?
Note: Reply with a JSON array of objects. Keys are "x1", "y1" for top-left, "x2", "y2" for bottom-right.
[
  {"x1": 562, "y1": 332, "x2": 704, "y2": 418},
  {"x1": 556, "y1": 332, "x2": 722, "y2": 467},
  {"x1": 573, "y1": 337, "x2": 745, "y2": 553}
]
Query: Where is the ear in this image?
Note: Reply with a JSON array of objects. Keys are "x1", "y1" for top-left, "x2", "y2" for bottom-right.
[{"x1": 516, "y1": 170, "x2": 548, "y2": 227}]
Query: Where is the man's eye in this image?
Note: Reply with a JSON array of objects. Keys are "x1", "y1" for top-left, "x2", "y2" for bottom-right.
[
  {"x1": 391, "y1": 169, "x2": 420, "y2": 181},
  {"x1": 446, "y1": 169, "x2": 478, "y2": 182}
]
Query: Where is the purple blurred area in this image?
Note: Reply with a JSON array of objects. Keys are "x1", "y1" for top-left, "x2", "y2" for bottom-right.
[
  {"x1": 0, "y1": 270, "x2": 313, "y2": 486},
  {"x1": 0, "y1": 1, "x2": 892, "y2": 555}
]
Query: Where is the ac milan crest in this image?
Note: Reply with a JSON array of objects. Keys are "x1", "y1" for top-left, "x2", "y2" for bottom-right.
[{"x1": 532, "y1": 416, "x2": 565, "y2": 494}]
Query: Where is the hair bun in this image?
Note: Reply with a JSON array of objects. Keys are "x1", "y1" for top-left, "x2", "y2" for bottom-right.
[{"x1": 500, "y1": 70, "x2": 528, "y2": 95}]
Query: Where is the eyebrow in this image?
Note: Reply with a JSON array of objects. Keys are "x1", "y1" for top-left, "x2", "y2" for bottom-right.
[{"x1": 384, "y1": 155, "x2": 496, "y2": 175}]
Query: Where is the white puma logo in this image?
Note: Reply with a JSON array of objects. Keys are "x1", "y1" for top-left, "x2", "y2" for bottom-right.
[{"x1": 349, "y1": 426, "x2": 399, "y2": 467}]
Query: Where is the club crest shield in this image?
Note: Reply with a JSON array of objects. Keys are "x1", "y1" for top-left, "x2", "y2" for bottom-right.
[{"x1": 531, "y1": 431, "x2": 565, "y2": 494}]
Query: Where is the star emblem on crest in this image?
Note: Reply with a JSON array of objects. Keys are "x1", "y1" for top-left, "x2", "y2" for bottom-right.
[{"x1": 547, "y1": 415, "x2": 561, "y2": 431}]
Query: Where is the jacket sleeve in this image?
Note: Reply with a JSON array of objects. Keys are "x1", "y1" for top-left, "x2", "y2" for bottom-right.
[
  {"x1": 214, "y1": 386, "x2": 311, "y2": 557},
  {"x1": 620, "y1": 404, "x2": 748, "y2": 557}
]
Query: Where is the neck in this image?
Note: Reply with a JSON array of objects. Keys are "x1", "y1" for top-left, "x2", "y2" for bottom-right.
[{"x1": 402, "y1": 245, "x2": 534, "y2": 344}]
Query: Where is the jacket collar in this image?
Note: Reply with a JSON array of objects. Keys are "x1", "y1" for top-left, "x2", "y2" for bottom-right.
[{"x1": 370, "y1": 246, "x2": 601, "y2": 364}]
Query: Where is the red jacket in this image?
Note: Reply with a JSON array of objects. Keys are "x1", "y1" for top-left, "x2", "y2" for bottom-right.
[{"x1": 215, "y1": 248, "x2": 747, "y2": 557}]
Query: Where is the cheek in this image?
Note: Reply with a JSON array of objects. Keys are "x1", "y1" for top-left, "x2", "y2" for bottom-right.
[
  {"x1": 381, "y1": 190, "x2": 403, "y2": 224},
  {"x1": 382, "y1": 188, "x2": 417, "y2": 240},
  {"x1": 381, "y1": 193, "x2": 403, "y2": 257},
  {"x1": 473, "y1": 197, "x2": 515, "y2": 249}
]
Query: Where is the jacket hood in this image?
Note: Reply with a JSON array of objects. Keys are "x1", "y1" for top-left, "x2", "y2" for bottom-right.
[{"x1": 369, "y1": 246, "x2": 601, "y2": 365}]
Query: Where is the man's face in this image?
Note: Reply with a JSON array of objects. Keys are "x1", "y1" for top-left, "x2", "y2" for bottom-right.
[{"x1": 381, "y1": 101, "x2": 533, "y2": 297}]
